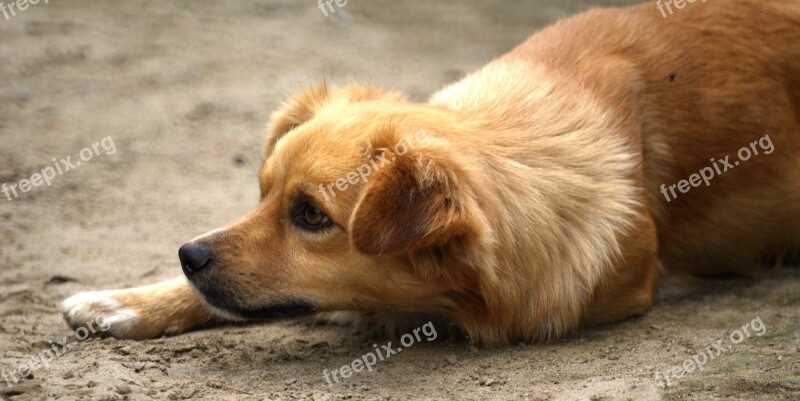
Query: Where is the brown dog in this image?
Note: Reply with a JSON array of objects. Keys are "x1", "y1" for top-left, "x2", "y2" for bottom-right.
[{"x1": 62, "y1": 0, "x2": 800, "y2": 344}]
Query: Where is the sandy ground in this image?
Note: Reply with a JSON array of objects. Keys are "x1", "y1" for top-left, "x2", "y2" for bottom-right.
[{"x1": 0, "y1": 0, "x2": 798, "y2": 400}]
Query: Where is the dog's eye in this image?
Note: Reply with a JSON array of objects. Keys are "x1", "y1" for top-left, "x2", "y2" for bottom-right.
[
  {"x1": 304, "y1": 206, "x2": 327, "y2": 226},
  {"x1": 293, "y1": 202, "x2": 332, "y2": 231}
]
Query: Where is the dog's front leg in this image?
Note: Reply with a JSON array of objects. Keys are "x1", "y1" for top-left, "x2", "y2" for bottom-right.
[{"x1": 61, "y1": 277, "x2": 223, "y2": 339}]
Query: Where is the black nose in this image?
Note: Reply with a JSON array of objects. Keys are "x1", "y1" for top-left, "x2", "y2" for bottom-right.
[{"x1": 179, "y1": 242, "x2": 214, "y2": 276}]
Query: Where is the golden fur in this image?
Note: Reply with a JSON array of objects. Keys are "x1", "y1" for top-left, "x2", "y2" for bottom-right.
[{"x1": 62, "y1": 0, "x2": 800, "y2": 344}]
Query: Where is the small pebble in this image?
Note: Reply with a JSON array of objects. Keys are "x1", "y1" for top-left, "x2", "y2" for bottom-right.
[{"x1": 115, "y1": 384, "x2": 132, "y2": 395}]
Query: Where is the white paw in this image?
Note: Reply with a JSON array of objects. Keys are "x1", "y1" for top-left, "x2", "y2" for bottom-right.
[
  {"x1": 60, "y1": 291, "x2": 139, "y2": 339},
  {"x1": 314, "y1": 311, "x2": 362, "y2": 326}
]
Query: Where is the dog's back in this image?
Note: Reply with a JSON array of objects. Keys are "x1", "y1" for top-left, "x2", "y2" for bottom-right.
[
  {"x1": 433, "y1": 0, "x2": 800, "y2": 277},
  {"x1": 630, "y1": 0, "x2": 800, "y2": 276}
]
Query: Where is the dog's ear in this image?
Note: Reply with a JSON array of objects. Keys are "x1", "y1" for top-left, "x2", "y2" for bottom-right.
[
  {"x1": 264, "y1": 81, "x2": 330, "y2": 157},
  {"x1": 348, "y1": 139, "x2": 494, "y2": 273},
  {"x1": 264, "y1": 83, "x2": 405, "y2": 158}
]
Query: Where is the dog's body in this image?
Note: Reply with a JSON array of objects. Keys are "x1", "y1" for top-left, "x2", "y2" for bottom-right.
[{"x1": 62, "y1": 0, "x2": 800, "y2": 344}]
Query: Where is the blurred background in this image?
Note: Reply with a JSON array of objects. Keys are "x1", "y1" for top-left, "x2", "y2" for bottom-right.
[{"x1": 0, "y1": 1, "x2": 797, "y2": 400}]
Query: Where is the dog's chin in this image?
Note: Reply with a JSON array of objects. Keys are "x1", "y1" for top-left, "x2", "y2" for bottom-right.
[
  {"x1": 188, "y1": 282, "x2": 317, "y2": 321},
  {"x1": 209, "y1": 300, "x2": 318, "y2": 321}
]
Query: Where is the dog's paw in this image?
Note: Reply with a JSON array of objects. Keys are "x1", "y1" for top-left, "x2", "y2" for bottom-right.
[
  {"x1": 60, "y1": 278, "x2": 216, "y2": 340},
  {"x1": 60, "y1": 290, "x2": 143, "y2": 339},
  {"x1": 330, "y1": 312, "x2": 461, "y2": 341},
  {"x1": 314, "y1": 311, "x2": 362, "y2": 327}
]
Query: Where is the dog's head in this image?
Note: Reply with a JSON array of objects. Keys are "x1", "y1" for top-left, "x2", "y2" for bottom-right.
[{"x1": 180, "y1": 83, "x2": 496, "y2": 324}]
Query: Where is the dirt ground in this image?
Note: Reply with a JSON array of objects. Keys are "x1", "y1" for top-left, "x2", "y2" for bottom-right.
[{"x1": 0, "y1": 0, "x2": 798, "y2": 400}]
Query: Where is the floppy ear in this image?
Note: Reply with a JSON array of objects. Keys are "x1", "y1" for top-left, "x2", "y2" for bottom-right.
[
  {"x1": 348, "y1": 144, "x2": 494, "y2": 272},
  {"x1": 264, "y1": 82, "x2": 406, "y2": 158}
]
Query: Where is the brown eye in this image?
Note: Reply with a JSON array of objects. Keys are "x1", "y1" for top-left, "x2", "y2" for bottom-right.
[
  {"x1": 304, "y1": 205, "x2": 327, "y2": 226},
  {"x1": 293, "y1": 201, "x2": 333, "y2": 231}
]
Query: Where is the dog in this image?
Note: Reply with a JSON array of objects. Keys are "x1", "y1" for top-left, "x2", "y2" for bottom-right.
[{"x1": 61, "y1": 0, "x2": 800, "y2": 344}]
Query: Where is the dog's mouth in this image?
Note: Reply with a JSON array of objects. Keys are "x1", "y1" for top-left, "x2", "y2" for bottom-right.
[{"x1": 187, "y1": 279, "x2": 317, "y2": 320}]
